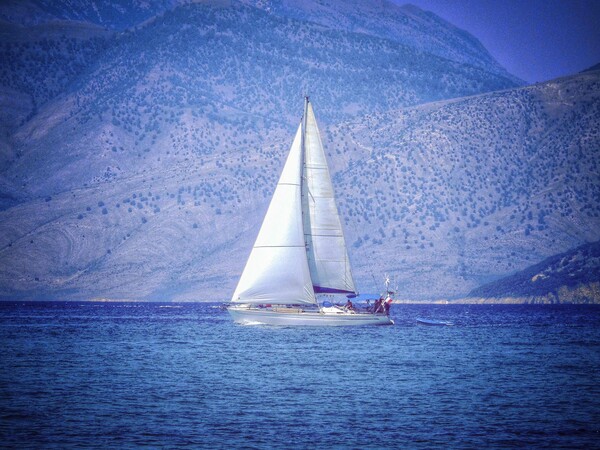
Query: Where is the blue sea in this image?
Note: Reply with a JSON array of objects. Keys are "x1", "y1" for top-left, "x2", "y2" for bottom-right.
[{"x1": 1, "y1": 302, "x2": 599, "y2": 449}]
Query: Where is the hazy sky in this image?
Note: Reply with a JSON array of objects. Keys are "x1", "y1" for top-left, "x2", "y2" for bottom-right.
[{"x1": 396, "y1": 0, "x2": 600, "y2": 83}]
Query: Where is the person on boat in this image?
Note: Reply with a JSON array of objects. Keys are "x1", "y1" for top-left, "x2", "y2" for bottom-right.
[
  {"x1": 384, "y1": 296, "x2": 392, "y2": 315},
  {"x1": 344, "y1": 299, "x2": 355, "y2": 311},
  {"x1": 373, "y1": 297, "x2": 383, "y2": 314}
]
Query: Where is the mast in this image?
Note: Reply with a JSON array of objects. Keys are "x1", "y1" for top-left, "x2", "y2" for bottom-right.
[{"x1": 301, "y1": 95, "x2": 309, "y2": 250}]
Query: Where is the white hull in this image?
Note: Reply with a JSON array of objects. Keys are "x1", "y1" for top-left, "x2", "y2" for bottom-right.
[{"x1": 227, "y1": 306, "x2": 393, "y2": 326}]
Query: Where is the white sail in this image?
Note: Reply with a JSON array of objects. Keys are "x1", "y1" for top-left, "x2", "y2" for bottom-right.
[
  {"x1": 231, "y1": 125, "x2": 316, "y2": 305},
  {"x1": 302, "y1": 102, "x2": 357, "y2": 295}
]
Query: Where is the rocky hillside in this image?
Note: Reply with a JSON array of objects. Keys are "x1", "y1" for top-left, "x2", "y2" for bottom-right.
[
  {"x1": 0, "y1": 1, "x2": 597, "y2": 301},
  {"x1": 329, "y1": 70, "x2": 600, "y2": 298},
  {"x1": 0, "y1": 1, "x2": 520, "y2": 199},
  {"x1": 468, "y1": 241, "x2": 600, "y2": 303},
  {"x1": 240, "y1": 0, "x2": 519, "y2": 83}
]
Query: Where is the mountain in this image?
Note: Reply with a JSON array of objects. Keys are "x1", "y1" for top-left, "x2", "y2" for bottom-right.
[
  {"x1": 467, "y1": 241, "x2": 600, "y2": 303},
  {"x1": 1, "y1": 1, "x2": 596, "y2": 301},
  {"x1": 0, "y1": 1, "x2": 521, "y2": 199},
  {"x1": 0, "y1": 0, "x2": 522, "y2": 86}
]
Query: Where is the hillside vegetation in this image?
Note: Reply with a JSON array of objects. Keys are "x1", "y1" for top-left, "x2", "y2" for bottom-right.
[{"x1": 329, "y1": 71, "x2": 600, "y2": 297}]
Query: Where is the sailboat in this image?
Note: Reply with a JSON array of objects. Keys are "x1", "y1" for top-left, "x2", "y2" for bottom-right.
[{"x1": 227, "y1": 97, "x2": 393, "y2": 326}]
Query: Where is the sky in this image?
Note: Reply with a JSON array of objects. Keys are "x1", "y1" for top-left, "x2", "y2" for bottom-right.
[{"x1": 395, "y1": 0, "x2": 600, "y2": 83}]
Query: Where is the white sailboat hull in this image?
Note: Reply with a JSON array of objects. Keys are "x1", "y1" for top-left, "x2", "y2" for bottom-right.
[{"x1": 227, "y1": 306, "x2": 394, "y2": 326}]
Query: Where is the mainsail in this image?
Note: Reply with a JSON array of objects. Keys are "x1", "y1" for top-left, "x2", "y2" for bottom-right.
[
  {"x1": 302, "y1": 102, "x2": 356, "y2": 294},
  {"x1": 231, "y1": 98, "x2": 356, "y2": 305}
]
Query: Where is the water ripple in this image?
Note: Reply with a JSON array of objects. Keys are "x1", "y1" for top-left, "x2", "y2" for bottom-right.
[{"x1": 0, "y1": 302, "x2": 599, "y2": 448}]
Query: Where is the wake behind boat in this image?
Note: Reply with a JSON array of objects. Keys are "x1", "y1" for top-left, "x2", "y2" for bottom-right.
[{"x1": 227, "y1": 97, "x2": 393, "y2": 326}]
